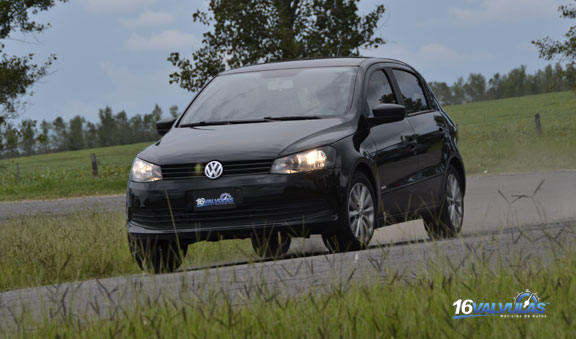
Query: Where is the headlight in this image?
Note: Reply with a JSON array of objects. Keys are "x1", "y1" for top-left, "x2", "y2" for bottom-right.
[
  {"x1": 271, "y1": 147, "x2": 336, "y2": 174},
  {"x1": 130, "y1": 158, "x2": 162, "y2": 182}
]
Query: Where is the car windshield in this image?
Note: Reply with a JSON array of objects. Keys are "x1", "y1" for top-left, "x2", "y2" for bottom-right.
[{"x1": 179, "y1": 67, "x2": 357, "y2": 125}]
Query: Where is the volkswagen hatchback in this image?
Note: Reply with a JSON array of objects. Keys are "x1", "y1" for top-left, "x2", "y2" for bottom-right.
[{"x1": 127, "y1": 57, "x2": 465, "y2": 272}]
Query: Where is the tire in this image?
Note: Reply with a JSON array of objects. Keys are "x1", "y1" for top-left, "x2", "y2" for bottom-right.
[
  {"x1": 251, "y1": 232, "x2": 291, "y2": 258},
  {"x1": 129, "y1": 237, "x2": 187, "y2": 273},
  {"x1": 322, "y1": 172, "x2": 376, "y2": 253},
  {"x1": 423, "y1": 166, "x2": 464, "y2": 239}
]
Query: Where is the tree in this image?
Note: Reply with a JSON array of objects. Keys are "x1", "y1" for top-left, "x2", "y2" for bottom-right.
[
  {"x1": 533, "y1": 3, "x2": 576, "y2": 66},
  {"x1": 169, "y1": 0, "x2": 386, "y2": 92},
  {"x1": 429, "y1": 82, "x2": 453, "y2": 106},
  {"x1": 67, "y1": 115, "x2": 85, "y2": 150},
  {"x1": 97, "y1": 107, "x2": 117, "y2": 147},
  {"x1": 51, "y1": 116, "x2": 67, "y2": 152},
  {"x1": 0, "y1": 1, "x2": 68, "y2": 128},
  {"x1": 170, "y1": 105, "x2": 179, "y2": 118},
  {"x1": 464, "y1": 73, "x2": 486, "y2": 102},
  {"x1": 20, "y1": 119, "x2": 37, "y2": 155}
]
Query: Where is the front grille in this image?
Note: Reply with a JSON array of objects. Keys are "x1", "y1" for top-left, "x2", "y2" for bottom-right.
[
  {"x1": 130, "y1": 200, "x2": 332, "y2": 230},
  {"x1": 161, "y1": 160, "x2": 273, "y2": 180}
]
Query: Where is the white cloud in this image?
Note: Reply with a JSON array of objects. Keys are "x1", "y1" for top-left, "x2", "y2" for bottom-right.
[
  {"x1": 125, "y1": 30, "x2": 197, "y2": 52},
  {"x1": 120, "y1": 10, "x2": 175, "y2": 28},
  {"x1": 449, "y1": 0, "x2": 558, "y2": 23},
  {"x1": 84, "y1": 0, "x2": 157, "y2": 14}
]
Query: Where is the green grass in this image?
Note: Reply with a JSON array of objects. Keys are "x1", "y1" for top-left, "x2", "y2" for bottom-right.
[
  {"x1": 446, "y1": 91, "x2": 576, "y2": 174},
  {"x1": 1, "y1": 91, "x2": 575, "y2": 201},
  {"x1": 0, "y1": 212, "x2": 254, "y2": 292},
  {"x1": 0, "y1": 143, "x2": 150, "y2": 201},
  {"x1": 5, "y1": 232, "x2": 575, "y2": 337}
]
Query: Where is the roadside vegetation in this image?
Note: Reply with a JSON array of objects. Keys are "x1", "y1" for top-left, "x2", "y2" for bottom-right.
[
  {"x1": 0, "y1": 90, "x2": 575, "y2": 201},
  {"x1": 0, "y1": 212, "x2": 254, "y2": 292},
  {"x1": 3, "y1": 225, "x2": 575, "y2": 337}
]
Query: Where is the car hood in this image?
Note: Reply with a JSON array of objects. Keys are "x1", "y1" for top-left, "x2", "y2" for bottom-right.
[{"x1": 138, "y1": 118, "x2": 355, "y2": 165}]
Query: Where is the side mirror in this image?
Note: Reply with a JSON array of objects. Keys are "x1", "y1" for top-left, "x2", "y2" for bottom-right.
[
  {"x1": 156, "y1": 117, "x2": 177, "y2": 136},
  {"x1": 370, "y1": 104, "x2": 406, "y2": 124}
]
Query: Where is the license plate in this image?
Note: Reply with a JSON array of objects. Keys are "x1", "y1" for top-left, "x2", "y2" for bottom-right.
[{"x1": 191, "y1": 190, "x2": 238, "y2": 211}]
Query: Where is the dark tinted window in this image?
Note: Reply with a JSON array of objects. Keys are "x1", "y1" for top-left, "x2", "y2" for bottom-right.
[
  {"x1": 366, "y1": 70, "x2": 396, "y2": 112},
  {"x1": 393, "y1": 70, "x2": 429, "y2": 113}
]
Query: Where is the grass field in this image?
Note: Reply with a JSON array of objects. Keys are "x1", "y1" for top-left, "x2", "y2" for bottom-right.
[
  {"x1": 0, "y1": 212, "x2": 254, "y2": 292},
  {"x1": 3, "y1": 224, "x2": 574, "y2": 337},
  {"x1": 0, "y1": 91, "x2": 575, "y2": 201}
]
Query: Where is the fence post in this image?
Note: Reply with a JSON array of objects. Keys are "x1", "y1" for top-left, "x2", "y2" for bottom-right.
[
  {"x1": 90, "y1": 153, "x2": 99, "y2": 178},
  {"x1": 534, "y1": 113, "x2": 542, "y2": 136},
  {"x1": 16, "y1": 162, "x2": 20, "y2": 184}
]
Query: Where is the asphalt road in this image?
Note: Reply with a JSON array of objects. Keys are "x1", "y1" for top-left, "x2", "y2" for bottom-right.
[
  {"x1": 0, "y1": 170, "x2": 575, "y2": 326},
  {"x1": 1, "y1": 170, "x2": 575, "y2": 246}
]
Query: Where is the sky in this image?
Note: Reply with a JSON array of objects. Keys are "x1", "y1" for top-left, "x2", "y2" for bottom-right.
[{"x1": 5, "y1": 0, "x2": 572, "y2": 123}]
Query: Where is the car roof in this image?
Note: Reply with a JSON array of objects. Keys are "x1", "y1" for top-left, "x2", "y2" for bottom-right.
[{"x1": 220, "y1": 57, "x2": 410, "y2": 75}]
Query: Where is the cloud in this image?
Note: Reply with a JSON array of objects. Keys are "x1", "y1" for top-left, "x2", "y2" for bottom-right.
[
  {"x1": 449, "y1": 0, "x2": 558, "y2": 23},
  {"x1": 120, "y1": 10, "x2": 175, "y2": 28},
  {"x1": 125, "y1": 30, "x2": 197, "y2": 52},
  {"x1": 418, "y1": 43, "x2": 459, "y2": 59},
  {"x1": 418, "y1": 43, "x2": 492, "y2": 63},
  {"x1": 84, "y1": 0, "x2": 157, "y2": 14}
]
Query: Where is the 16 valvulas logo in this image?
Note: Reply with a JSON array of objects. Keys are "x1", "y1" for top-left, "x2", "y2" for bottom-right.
[{"x1": 452, "y1": 290, "x2": 548, "y2": 319}]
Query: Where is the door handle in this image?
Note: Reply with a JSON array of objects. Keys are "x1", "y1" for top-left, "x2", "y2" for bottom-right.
[{"x1": 402, "y1": 135, "x2": 417, "y2": 147}]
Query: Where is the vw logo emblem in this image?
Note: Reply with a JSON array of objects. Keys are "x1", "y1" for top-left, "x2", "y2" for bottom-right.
[{"x1": 204, "y1": 161, "x2": 223, "y2": 179}]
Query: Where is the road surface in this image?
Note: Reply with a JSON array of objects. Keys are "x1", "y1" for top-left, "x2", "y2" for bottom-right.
[{"x1": 0, "y1": 170, "x2": 575, "y2": 326}]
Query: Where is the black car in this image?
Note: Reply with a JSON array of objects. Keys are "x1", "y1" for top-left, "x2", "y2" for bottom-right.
[{"x1": 127, "y1": 57, "x2": 465, "y2": 272}]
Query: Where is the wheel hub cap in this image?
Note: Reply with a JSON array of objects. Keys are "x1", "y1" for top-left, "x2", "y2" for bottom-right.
[
  {"x1": 348, "y1": 183, "x2": 375, "y2": 244},
  {"x1": 446, "y1": 174, "x2": 463, "y2": 230}
]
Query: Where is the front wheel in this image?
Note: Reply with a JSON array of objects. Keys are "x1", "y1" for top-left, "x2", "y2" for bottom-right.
[
  {"x1": 423, "y1": 166, "x2": 464, "y2": 238},
  {"x1": 322, "y1": 172, "x2": 376, "y2": 253},
  {"x1": 129, "y1": 237, "x2": 187, "y2": 273}
]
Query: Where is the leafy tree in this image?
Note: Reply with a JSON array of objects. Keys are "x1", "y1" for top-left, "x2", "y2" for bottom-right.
[
  {"x1": 51, "y1": 116, "x2": 67, "y2": 152},
  {"x1": 169, "y1": 0, "x2": 386, "y2": 92},
  {"x1": 67, "y1": 115, "x2": 85, "y2": 150},
  {"x1": 464, "y1": 73, "x2": 486, "y2": 102},
  {"x1": 20, "y1": 119, "x2": 37, "y2": 155},
  {"x1": 37, "y1": 120, "x2": 52, "y2": 154},
  {"x1": 170, "y1": 105, "x2": 179, "y2": 118},
  {"x1": 84, "y1": 121, "x2": 98, "y2": 149},
  {"x1": 114, "y1": 111, "x2": 130, "y2": 145},
  {"x1": 0, "y1": 0, "x2": 68, "y2": 124},
  {"x1": 533, "y1": 2, "x2": 576, "y2": 66},
  {"x1": 452, "y1": 77, "x2": 466, "y2": 105},
  {"x1": 429, "y1": 82, "x2": 454, "y2": 106},
  {"x1": 97, "y1": 107, "x2": 117, "y2": 147}
]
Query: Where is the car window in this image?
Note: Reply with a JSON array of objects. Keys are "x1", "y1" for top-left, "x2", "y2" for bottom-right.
[
  {"x1": 366, "y1": 70, "x2": 396, "y2": 113},
  {"x1": 179, "y1": 67, "x2": 357, "y2": 124},
  {"x1": 393, "y1": 70, "x2": 429, "y2": 114}
]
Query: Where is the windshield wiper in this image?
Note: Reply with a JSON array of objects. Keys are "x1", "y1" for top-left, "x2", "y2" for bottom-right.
[
  {"x1": 180, "y1": 119, "x2": 272, "y2": 128},
  {"x1": 262, "y1": 115, "x2": 322, "y2": 121}
]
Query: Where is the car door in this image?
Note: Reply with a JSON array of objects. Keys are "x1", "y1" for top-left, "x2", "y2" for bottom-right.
[
  {"x1": 391, "y1": 68, "x2": 449, "y2": 210},
  {"x1": 364, "y1": 68, "x2": 420, "y2": 219}
]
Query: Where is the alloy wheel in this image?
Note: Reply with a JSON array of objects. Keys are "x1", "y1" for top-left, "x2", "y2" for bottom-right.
[{"x1": 348, "y1": 182, "x2": 375, "y2": 244}]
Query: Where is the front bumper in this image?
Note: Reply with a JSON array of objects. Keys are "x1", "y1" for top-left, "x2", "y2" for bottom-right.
[{"x1": 126, "y1": 169, "x2": 346, "y2": 242}]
